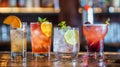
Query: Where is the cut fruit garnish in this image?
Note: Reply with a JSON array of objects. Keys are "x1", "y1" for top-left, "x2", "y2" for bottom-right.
[
  {"x1": 58, "y1": 21, "x2": 67, "y2": 30},
  {"x1": 105, "y1": 18, "x2": 110, "y2": 25},
  {"x1": 64, "y1": 30, "x2": 79, "y2": 45},
  {"x1": 38, "y1": 17, "x2": 47, "y2": 23},
  {"x1": 3, "y1": 15, "x2": 22, "y2": 28},
  {"x1": 41, "y1": 21, "x2": 52, "y2": 37}
]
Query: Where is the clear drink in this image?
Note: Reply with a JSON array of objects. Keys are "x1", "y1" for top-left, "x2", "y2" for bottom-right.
[
  {"x1": 10, "y1": 22, "x2": 27, "y2": 61},
  {"x1": 30, "y1": 22, "x2": 52, "y2": 58},
  {"x1": 83, "y1": 24, "x2": 108, "y2": 59},
  {"x1": 53, "y1": 27, "x2": 80, "y2": 61}
]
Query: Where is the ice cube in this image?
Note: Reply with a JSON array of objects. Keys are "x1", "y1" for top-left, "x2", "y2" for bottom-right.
[{"x1": 34, "y1": 30, "x2": 40, "y2": 35}]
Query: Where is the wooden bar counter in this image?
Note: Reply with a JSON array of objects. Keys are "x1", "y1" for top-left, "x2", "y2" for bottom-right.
[{"x1": 0, "y1": 52, "x2": 120, "y2": 67}]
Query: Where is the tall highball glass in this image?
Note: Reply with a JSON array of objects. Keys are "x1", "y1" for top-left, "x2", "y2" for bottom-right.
[
  {"x1": 10, "y1": 22, "x2": 27, "y2": 61},
  {"x1": 30, "y1": 22, "x2": 52, "y2": 60}
]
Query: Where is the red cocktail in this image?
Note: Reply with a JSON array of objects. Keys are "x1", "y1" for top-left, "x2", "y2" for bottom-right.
[
  {"x1": 30, "y1": 22, "x2": 52, "y2": 57},
  {"x1": 83, "y1": 24, "x2": 108, "y2": 58}
]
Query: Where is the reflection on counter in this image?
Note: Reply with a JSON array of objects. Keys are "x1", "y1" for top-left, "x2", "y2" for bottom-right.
[{"x1": 0, "y1": 52, "x2": 120, "y2": 66}]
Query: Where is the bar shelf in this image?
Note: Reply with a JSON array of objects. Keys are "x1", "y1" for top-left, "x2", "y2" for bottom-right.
[{"x1": 0, "y1": 7, "x2": 120, "y2": 14}]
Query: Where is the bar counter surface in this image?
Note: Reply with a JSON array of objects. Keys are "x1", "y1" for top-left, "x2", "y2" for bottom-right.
[{"x1": 0, "y1": 52, "x2": 120, "y2": 67}]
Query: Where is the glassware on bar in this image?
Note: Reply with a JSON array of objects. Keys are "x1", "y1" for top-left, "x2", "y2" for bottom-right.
[
  {"x1": 83, "y1": 24, "x2": 108, "y2": 59},
  {"x1": 30, "y1": 22, "x2": 52, "y2": 59},
  {"x1": 10, "y1": 22, "x2": 27, "y2": 61},
  {"x1": 53, "y1": 27, "x2": 80, "y2": 61},
  {"x1": 3, "y1": 15, "x2": 27, "y2": 62}
]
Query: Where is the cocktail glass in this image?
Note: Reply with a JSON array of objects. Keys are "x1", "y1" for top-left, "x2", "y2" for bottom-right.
[
  {"x1": 30, "y1": 22, "x2": 52, "y2": 59},
  {"x1": 83, "y1": 24, "x2": 108, "y2": 59},
  {"x1": 10, "y1": 22, "x2": 27, "y2": 61},
  {"x1": 53, "y1": 27, "x2": 80, "y2": 61}
]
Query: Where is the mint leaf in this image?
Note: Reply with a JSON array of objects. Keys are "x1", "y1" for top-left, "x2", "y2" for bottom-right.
[
  {"x1": 38, "y1": 17, "x2": 42, "y2": 23},
  {"x1": 38, "y1": 17, "x2": 47, "y2": 23},
  {"x1": 42, "y1": 18, "x2": 47, "y2": 22},
  {"x1": 58, "y1": 21, "x2": 67, "y2": 30}
]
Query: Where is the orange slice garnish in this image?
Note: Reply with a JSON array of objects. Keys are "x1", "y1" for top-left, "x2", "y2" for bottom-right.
[
  {"x1": 3, "y1": 15, "x2": 22, "y2": 28},
  {"x1": 41, "y1": 22, "x2": 52, "y2": 37}
]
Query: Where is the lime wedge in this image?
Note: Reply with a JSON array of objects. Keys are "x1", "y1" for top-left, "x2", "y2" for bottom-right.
[{"x1": 64, "y1": 30, "x2": 79, "y2": 45}]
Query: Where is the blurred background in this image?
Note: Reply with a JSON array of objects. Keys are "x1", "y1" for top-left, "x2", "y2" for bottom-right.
[{"x1": 0, "y1": 0, "x2": 120, "y2": 52}]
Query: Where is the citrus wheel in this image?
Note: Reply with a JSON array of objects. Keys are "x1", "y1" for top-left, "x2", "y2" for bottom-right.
[
  {"x1": 3, "y1": 15, "x2": 22, "y2": 28},
  {"x1": 41, "y1": 21, "x2": 52, "y2": 37},
  {"x1": 64, "y1": 30, "x2": 79, "y2": 45}
]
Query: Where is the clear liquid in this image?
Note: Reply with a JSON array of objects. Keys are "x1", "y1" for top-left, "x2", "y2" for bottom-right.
[{"x1": 54, "y1": 52, "x2": 78, "y2": 61}]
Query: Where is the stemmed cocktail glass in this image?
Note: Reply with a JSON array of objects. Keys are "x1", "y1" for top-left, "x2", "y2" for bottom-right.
[{"x1": 83, "y1": 24, "x2": 108, "y2": 59}]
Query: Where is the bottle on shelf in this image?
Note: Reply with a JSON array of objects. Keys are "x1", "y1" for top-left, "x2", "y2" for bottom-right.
[
  {"x1": 25, "y1": 0, "x2": 33, "y2": 8},
  {"x1": 33, "y1": 0, "x2": 40, "y2": 7},
  {"x1": 109, "y1": 0, "x2": 120, "y2": 13},
  {"x1": 8, "y1": 0, "x2": 17, "y2": 7},
  {"x1": 54, "y1": 0, "x2": 60, "y2": 11},
  {"x1": 40, "y1": 0, "x2": 54, "y2": 8},
  {"x1": 80, "y1": 0, "x2": 94, "y2": 24},
  {"x1": 17, "y1": 0, "x2": 26, "y2": 7},
  {"x1": 0, "y1": 0, "x2": 8, "y2": 7},
  {"x1": 112, "y1": 0, "x2": 120, "y2": 8}
]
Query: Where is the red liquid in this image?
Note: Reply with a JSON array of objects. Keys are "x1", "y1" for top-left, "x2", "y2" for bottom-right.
[
  {"x1": 87, "y1": 39, "x2": 103, "y2": 52},
  {"x1": 30, "y1": 23, "x2": 51, "y2": 54},
  {"x1": 83, "y1": 24, "x2": 108, "y2": 52}
]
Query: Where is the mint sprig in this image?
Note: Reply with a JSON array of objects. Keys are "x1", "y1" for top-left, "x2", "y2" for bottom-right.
[
  {"x1": 58, "y1": 21, "x2": 67, "y2": 30},
  {"x1": 38, "y1": 17, "x2": 47, "y2": 23}
]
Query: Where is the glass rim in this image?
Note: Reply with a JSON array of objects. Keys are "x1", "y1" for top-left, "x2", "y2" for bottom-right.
[
  {"x1": 83, "y1": 24, "x2": 108, "y2": 26},
  {"x1": 54, "y1": 26, "x2": 79, "y2": 28},
  {"x1": 10, "y1": 22, "x2": 27, "y2": 29},
  {"x1": 30, "y1": 22, "x2": 39, "y2": 24},
  {"x1": 54, "y1": 27, "x2": 79, "y2": 30},
  {"x1": 30, "y1": 22, "x2": 52, "y2": 24}
]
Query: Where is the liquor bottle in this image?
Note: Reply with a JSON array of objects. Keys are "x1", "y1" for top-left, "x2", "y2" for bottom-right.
[
  {"x1": 98, "y1": 0, "x2": 105, "y2": 9},
  {"x1": 40, "y1": 0, "x2": 53, "y2": 8},
  {"x1": 54, "y1": 0, "x2": 60, "y2": 10},
  {"x1": 112, "y1": 0, "x2": 120, "y2": 7},
  {"x1": 26, "y1": 0, "x2": 33, "y2": 7},
  {"x1": 8, "y1": 0, "x2": 17, "y2": 7},
  {"x1": 0, "y1": 0, "x2": 8, "y2": 7},
  {"x1": 33, "y1": 0, "x2": 40, "y2": 7},
  {"x1": 17, "y1": 0, "x2": 26, "y2": 7},
  {"x1": 80, "y1": 0, "x2": 94, "y2": 24}
]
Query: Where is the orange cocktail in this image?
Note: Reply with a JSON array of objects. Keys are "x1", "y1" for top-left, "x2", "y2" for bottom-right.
[{"x1": 30, "y1": 22, "x2": 52, "y2": 56}]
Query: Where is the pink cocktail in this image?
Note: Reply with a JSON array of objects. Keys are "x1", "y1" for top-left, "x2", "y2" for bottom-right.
[{"x1": 83, "y1": 24, "x2": 108, "y2": 59}]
